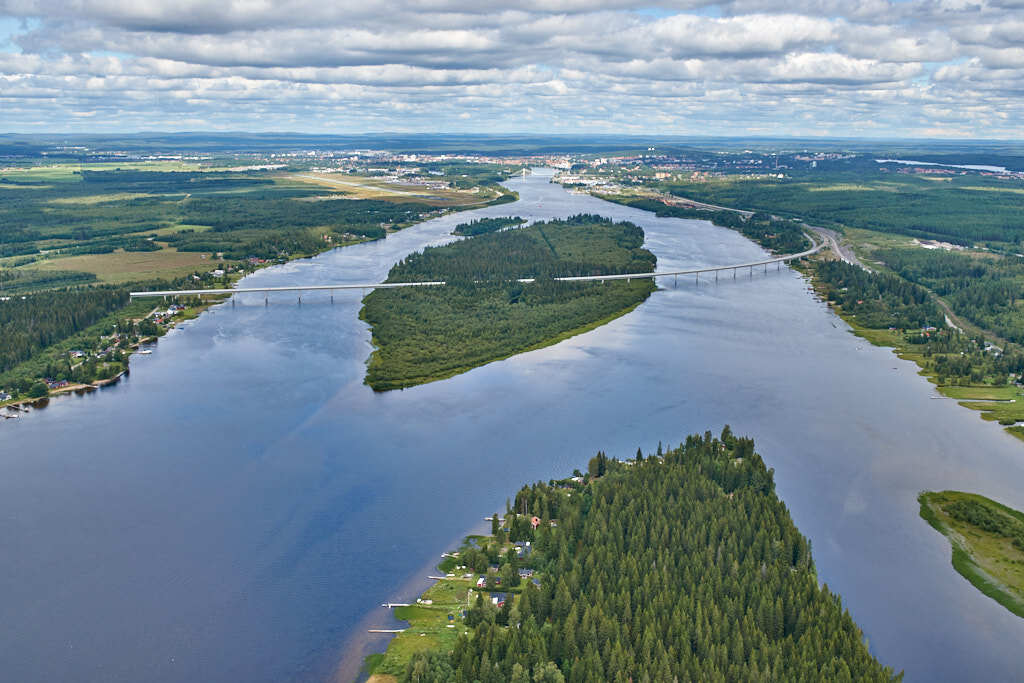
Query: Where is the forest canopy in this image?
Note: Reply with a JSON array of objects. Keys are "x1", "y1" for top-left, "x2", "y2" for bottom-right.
[
  {"x1": 361, "y1": 215, "x2": 657, "y2": 391},
  {"x1": 398, "y1": 430, "x2": 900, "y2": 682}
]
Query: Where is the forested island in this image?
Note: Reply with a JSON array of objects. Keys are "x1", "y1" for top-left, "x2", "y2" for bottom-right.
[
  {"x1": 360, "y1": 215, "x2": 657, "y2": 391},
  {"x1": 919, "y1": 491, "x2": 1024, "y2": 618},
  {"x1": 366, "y1": 430, "x2": 900, "y2": 682}
]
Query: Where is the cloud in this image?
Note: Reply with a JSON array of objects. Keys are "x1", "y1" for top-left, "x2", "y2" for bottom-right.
[{"x1": 0, "y1": 0, "x2": 1021, "y2": 135}]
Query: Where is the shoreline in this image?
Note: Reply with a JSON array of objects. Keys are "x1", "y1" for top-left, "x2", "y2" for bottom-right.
[
  {"x1": 585, "y1": 185, "x2": 1024, "y2": 443},
  {"x1": 362, "y1": 290, "x2": 654, "y2": 393},
  {"x1": 333, "y1": 522, "x2": 490, "y2": 683},
  {"x1": 918, "y1": 491, "x2": 1024, "y2": 618},
  {"x1": 802, "y1": 277, "x2": 1024, "y2": 442},
  {"x1": 1, "y1": 187, "x2": 519, "y2": 414}
]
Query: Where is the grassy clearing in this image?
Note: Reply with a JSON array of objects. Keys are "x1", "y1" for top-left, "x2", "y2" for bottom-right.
[
  {"x1": 939, "y1": 385, "x2": 1019, "y2": 400},
  {"x1": 288, "y1": 173, "x2": 496, "y2": 206},
  {"x1": 125, "y1": 224, "x2": 213, "y2": 238},
  {"x1": 28, "y1": 247, "x2": 213, "y2": 283},
  {"x1": 919, "y1": 491, "x2": 1024, "y2": 618},
  {"x1": 49, "y1": 192, "x2": 157, "y2": 205},
  {"x1": 1, "y1": 161, "x2": 201, "y2": 182},
  {"x1": 366, "y1": 576, "x2": 474, "y2": 679},
  {"x1": 806, "y1": 183, "x2": 888, "y2": 192}
]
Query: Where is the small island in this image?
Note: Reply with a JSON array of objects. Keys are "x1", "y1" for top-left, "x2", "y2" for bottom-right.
[
  {"x1": 919, "y1": 490, "x2": 1024, "y2": 618},
  {"x1": 364, "y1": 429, "x2": 900, "y2": 682},
  {"x1": 451, "y1": 216, "x2": 526, "y2": 236},
  {"x1": 360, "y1": 214, "x2": 657, "y2": 391}
]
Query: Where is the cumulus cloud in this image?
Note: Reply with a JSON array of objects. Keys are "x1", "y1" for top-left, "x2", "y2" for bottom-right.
[{"x1": 0, "y1": 0, "x2": 1021, "y2": 135}]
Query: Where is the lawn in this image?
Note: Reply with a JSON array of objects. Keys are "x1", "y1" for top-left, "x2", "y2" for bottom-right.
[{"x1": 368, "y1": 577, "x2": 474, "y2": 678}]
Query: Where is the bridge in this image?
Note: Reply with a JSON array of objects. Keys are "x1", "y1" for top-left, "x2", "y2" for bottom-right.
[{"x1": 129, "y1": 233, "x2": 825, "y2": 301}]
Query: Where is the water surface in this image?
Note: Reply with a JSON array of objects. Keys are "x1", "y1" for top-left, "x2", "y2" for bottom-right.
[{"x1": 2, "y1": 170, "x2": 1024, "y2": 682}]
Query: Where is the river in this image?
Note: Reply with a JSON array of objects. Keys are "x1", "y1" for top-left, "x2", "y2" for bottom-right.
[{"x1": 2, "y1": 169, "x2": 1023, "y2": 682}]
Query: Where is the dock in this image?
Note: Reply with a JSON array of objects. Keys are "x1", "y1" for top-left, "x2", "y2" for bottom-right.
[
  {"x1": 368, "y1": 629, "x2": 406, "y2": 633},
  {"x1": 381, "y1": 602, "x2": 410, "y2": 608}
]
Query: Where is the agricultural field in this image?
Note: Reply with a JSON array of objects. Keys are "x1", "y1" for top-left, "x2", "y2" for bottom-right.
[{"x1": 29, "y1": 247, "x2": 215, "y2": 284}]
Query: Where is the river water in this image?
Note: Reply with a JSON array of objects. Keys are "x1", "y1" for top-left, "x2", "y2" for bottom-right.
[{"x1": 2, "y1": 169, "x2": 1024, "y2": 682}]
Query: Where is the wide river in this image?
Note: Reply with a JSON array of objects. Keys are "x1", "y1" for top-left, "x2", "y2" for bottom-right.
[{"x1": 3, "y1": 169, "x2": 1024, "y2": 682}]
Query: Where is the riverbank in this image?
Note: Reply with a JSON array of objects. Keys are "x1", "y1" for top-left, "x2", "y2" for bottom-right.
[
  {"x1": 0, "y1": 189, "x2": 519, "y2": 412},
  {"x1": 802, "y1": 277, "x2": 1024, "y2": 442},
  {"x1": 918, "y1": 491, "x2": 1024, "y2": 618},
  {"x1": 585, "y1": 186, "x2": 1024, "y2": 443}
]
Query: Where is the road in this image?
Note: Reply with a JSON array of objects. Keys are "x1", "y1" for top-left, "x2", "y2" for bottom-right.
[
  {"x1": 806, "y1": 225, "x2": 870, "y2": 271},
  {"x1": 654, "y1": 190, "x2": 867, "y2": 271}
]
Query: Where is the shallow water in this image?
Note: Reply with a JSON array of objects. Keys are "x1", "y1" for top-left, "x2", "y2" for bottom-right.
[{"x1": 2, "y1": 169, "x2": 1023, "y2": 682}]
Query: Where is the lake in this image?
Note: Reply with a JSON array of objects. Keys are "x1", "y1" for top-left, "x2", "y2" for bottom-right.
[
  {"x1": 2, "y1": 169, "x2": 1023, "y2": 682},
  {"x1": 875, "y1": 159, "x2": 1011, "y2": 173}
]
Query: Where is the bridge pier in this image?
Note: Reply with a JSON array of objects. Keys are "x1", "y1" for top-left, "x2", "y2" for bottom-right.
[
  {"x1": 764, "y1": 263, "x2": 767, "y2": 273},
  {"x1": 264, "y1": 293, "x2": 268, "y2": 306},
  {"x1": 749, "y1": 266, "x2": 753, "y2": 278},
  {"x1": 734, "y1": 268, "x2": 736, "y2": 279},
  {"x1": 715, "y1": 270, "x2": 718, "y2": 283},
  {"x1": 673, "y1": 274, "x2": 677, "y2": 288}
]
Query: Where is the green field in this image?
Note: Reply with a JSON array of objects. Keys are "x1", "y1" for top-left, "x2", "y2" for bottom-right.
[{"x1": 919, "y1": 491, "x2": 1024, "y2": 618}]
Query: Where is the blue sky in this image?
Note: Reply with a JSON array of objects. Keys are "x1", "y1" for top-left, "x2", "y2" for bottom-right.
[{"x1": 0, "y1": 1, "x2": 1021, "y2": 137}]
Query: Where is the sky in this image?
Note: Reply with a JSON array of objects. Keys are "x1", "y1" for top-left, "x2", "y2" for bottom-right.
[{"x1": 0, "y1": 1, "x2": 1022, "y2": 137}]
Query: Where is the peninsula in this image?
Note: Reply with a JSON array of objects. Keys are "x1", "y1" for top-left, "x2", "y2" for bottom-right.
[
  {"x1": 365, "y1": 430, "x2": 900, "y2": 681},
  {"x1": 919, "y1": 490, "x2": 1024, "y2": 618}
]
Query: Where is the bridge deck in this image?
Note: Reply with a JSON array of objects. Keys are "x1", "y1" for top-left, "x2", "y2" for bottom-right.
[{"x1": 130, "y1": 235, "x2": 822, "y2": 299}]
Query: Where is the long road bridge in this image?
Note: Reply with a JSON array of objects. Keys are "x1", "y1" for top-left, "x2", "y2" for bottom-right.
[{"x1": 129, "y1": 233, "x2": 825, "y2": 301}]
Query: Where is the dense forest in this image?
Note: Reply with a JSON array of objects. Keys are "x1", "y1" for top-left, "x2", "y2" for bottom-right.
[
  {"x1": 452, "y1": 216, "x2": 526, "y2": 236},
  {"x1": 874, "y1": 248, "x2": 1024, "y2": 345},
  {"x1": 361, "y1": 215, "x2": 656, "y2": 390},
  {"x1": 655, "y1": 172, "x2": 1024, "y2": 246},
  {"x1": 609, "y1": 198, "x2": 810, "y2": 254},
  {"x1": 813, "y1": 260, "x2": 942, "y2": 330},
  {"x1": 0, "y1": 286, "x2": 129, "y2": 375},
  {"x1": 399, "y1": 431, "x2": 899, "y2": 682}
]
